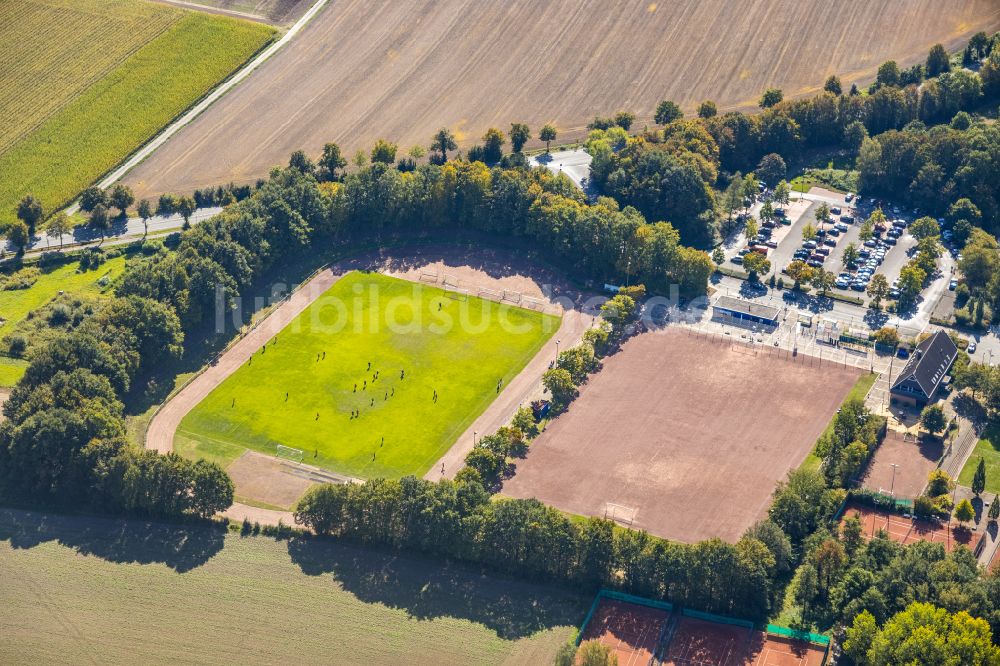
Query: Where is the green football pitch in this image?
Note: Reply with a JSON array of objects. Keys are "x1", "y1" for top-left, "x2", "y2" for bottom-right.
[{"x1": 178, "y1": 272, "x2": 560, "y2": 479}]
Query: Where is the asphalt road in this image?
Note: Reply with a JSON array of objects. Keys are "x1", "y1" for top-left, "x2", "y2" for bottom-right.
[{"x1": 6, "y1": 206, "x2": 223, "y2": 257}]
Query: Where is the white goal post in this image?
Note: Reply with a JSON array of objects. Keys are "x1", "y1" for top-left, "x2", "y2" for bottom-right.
[
  {"x1": 276, "y1": 444, "x2": 304, "y2": 463},
  {"x1": 604, "y1": 502, "x2": 637, "y2": 527}
]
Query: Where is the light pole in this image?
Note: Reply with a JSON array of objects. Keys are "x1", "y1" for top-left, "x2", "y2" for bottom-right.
[
  {"x1": 889, "y1": 463, "x2": 899, "y2": 496},
  {"x1": 473, "y1": 431, "x2": 477, "y2": 446},
  {"x1": 555, "y1": 339, "x2": 561, "y2": 361}
]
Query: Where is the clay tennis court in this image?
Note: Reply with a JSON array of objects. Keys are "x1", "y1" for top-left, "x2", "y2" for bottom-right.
[
  {"x1": 858, "y1": 431, "x2": 943, "y2": 499},
  {"x1": 503, "y1": 328, "x2": 862, "y2": 542},
  {"x1": 662, "y1": 617, "x2": 826, "y2": 666},
  {"x1": 841, "y1": 502, "x2": 975, "y2": 552},
  {"x1": 579, "y1": 598, "x2": 668, "y2": 666}
]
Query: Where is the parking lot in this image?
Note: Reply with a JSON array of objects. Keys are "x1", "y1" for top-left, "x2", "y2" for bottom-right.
[{"x1": 731, "y1": 190, "x2": 922, "y2": 302}]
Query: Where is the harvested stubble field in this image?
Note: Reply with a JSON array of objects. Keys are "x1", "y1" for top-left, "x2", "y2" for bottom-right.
[
  {"x1": 0, "y1": 508, "x2": 587, "y2": 665},
  {"x1": 503, "y1": 329, "x2": 862, "y2": 543},
  {"x1": 124, "y1": 0, "x2": 1000, "y2": 200},
  {"x1": 0, "y1": 0, "x2": 275, "y2": 226}
]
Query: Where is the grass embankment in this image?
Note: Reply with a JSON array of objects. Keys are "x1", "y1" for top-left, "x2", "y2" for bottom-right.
[
  {"x1": 958, "y1": 426, "x2": 1000, "y2": 494},
  {"x1": 0, "y1": 1, "x2": 275, "y2": 225},
  {"x1": 178, "y1": 272, "x2": 560, "y2": 478},
  {"x1": 0, "y1": 508, "x2": 586, "y2": 665}
]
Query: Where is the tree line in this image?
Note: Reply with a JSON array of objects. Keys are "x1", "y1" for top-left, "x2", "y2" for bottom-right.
[
  {"x1": 0, "y1": 289, "x2": 233, "y2": 518},
  {"x1": 294, "y1": 474, "x2": 777, "y2": 620},
  {"x1": 117, "y1": 155, "x2": 712, "y2": 341}
]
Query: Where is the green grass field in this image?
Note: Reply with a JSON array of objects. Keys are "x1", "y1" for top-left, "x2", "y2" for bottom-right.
[
  {"x1": 958, "y1": 427, "x2": 1000, "y2": 494},
  {"x1": 0, "y1": 257, "x2": 126, "y2": 341},
  {"x1": 0, "y1": 508, "x2": 586, "y2": 664},
  {"x1": 0, "y1": 0, "x2": 275, "y2": 225},
  {"x1": 179, "y1": 272, "x2": 560, "y2": 478},
  {"x1": 0, "y1": 256, "x2": 126, "y2": 387}
]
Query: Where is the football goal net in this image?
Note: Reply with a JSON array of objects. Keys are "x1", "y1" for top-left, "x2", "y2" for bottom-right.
[
  {"x1": 446, "y1": 288, "x2": 469, "y2": 301},
  {"x1": 501, "y1": 289, "x2": 521, "y2": 304},
  {"x1": 276, "y1": 444, "x2": 304, "y2": 463},
  {"x1": 604, "y1": 502, "x2": 637, "y2": 527}
]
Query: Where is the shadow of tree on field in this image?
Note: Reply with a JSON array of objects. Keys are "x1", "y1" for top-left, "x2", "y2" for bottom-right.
[
  {"x1": 285, "y1": 536, "x2": 586, "y2": 640},
  {"x1": 0, "y1": 508, "x2": 224, "y2": 573}
]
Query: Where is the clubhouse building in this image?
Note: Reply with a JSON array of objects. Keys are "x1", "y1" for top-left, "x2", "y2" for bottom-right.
[{"x1": 889, "y1": 330, "x2": 958, "y2": 408}]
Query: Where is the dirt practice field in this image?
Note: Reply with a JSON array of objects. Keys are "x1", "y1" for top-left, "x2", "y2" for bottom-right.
[
  {"x1": 0, "y1": 508, "x2": 587, "y2": 665},
  {"x1": 503, "y1": 329, "x2": 861, "y2": 543},
  {"x1": 123, "y1": 0, "x2": 1000, "y2": 200},
  {"x1": 859, "y1": 431, "x2": 943, "y2": 499},
  {"x1": 840, "y1": 502, "x2": 977, "y2": 552}
]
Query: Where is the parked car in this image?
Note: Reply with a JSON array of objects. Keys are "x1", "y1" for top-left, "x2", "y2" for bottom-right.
[
  {"x1": 969, "y1": 342, "x2": 978, "y2": 354},
  {"x1": 845, "y1": 193, "x2": 854, "y2": 202},
  {"x1": 864, "y1": 240, "x2": 877, "y2": 248},
  {"x1": 765, "y1": 240, "x2": 778, "y2": 248},
  {"x1": 840, "y1": 214, "x2": 853, "y2": 223},
  {"x1": 949, "y1": 280, "x2": 958, "y2": 290},
  {"x1": 751, "y1": 245, "x2": 768, "y2": 255},
  {"x1": 815, "y1": 247, "x2": 831, "y2": 256},
  {"x1": 831, "y1": 206, "x2": 842, "y2": 215},
  {"x1": 889, "y1": 288, "x2": 900, "y2": 299},
  {"x1": 823, "y1": 238, "x2": 837, "y2": 247},
  {"x1": 859, "y1": 249, "x2": 871, "y2": 259},
  {"x1": 731, "y1": 255, "x2": 743, "y2": 264},
  {"x1": 807, "y1": 259, "x2": 823, "y2": 268},
  {"x1": 835, "y1": 223, "x2": 849, "y2": 232},
  {"x1": 851, "y1": 282, "x2": 866, "y2": 291},
  {"x1": 803, "y1": 240, "x2": 818, "y2": 249},
  {"x1": 827, "y1": 227, "x2": 840, "y2": 237}
]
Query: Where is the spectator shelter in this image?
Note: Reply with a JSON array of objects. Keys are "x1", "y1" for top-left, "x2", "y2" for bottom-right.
[
  {"x1": 889, "y1": 330, "x2": 958, "y2": 407},
  {"x1": 711, "y1": 296, "x2": 780, "y2": 330}
]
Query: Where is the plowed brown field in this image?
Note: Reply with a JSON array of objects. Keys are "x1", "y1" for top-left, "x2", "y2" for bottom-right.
[{"x1": 124, "y1": 0, "x2": 1000, "y2": 200}]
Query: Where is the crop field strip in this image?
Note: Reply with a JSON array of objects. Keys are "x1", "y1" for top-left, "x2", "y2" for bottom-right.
[
  {"x1": 0, "y1": 0, "x2": 181, "y2": 154},
  {"x1": 0, "y1": 1, "x2": 275, "y2": 226}
]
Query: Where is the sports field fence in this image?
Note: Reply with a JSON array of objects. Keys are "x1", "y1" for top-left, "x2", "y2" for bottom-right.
[{"x1": 577, "y1": 589, "x2": 831, "y2": 662}]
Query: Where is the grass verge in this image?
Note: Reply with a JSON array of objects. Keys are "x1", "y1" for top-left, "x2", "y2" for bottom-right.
[{"x1": 958, "y1": 427, "x2": 1000, "y2": 494}]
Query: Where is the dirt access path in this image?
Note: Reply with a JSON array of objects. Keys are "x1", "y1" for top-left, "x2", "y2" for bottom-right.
[
  {"x1": 123, "y1": 0, "x2": 1000, "y2": 200},
  {"x1": 146, "y1": 245, "x2": 598, "y2": 520}
]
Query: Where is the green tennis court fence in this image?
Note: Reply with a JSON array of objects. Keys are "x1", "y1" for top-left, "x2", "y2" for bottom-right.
[
  {"x1": 681, "y1": 608, "x2": 754, "y2": 629},
  {"x1": 765, "y1": 624, "x2": 831, "y2": 645}
]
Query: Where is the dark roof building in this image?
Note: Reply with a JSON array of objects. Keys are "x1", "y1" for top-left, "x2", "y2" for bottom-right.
[
  {"x1": 889, "y1": 330, "x2": 958, "y2": 406},
  {"x1": 711, "y1": 296, "x2": 780, "y2": 329}
]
